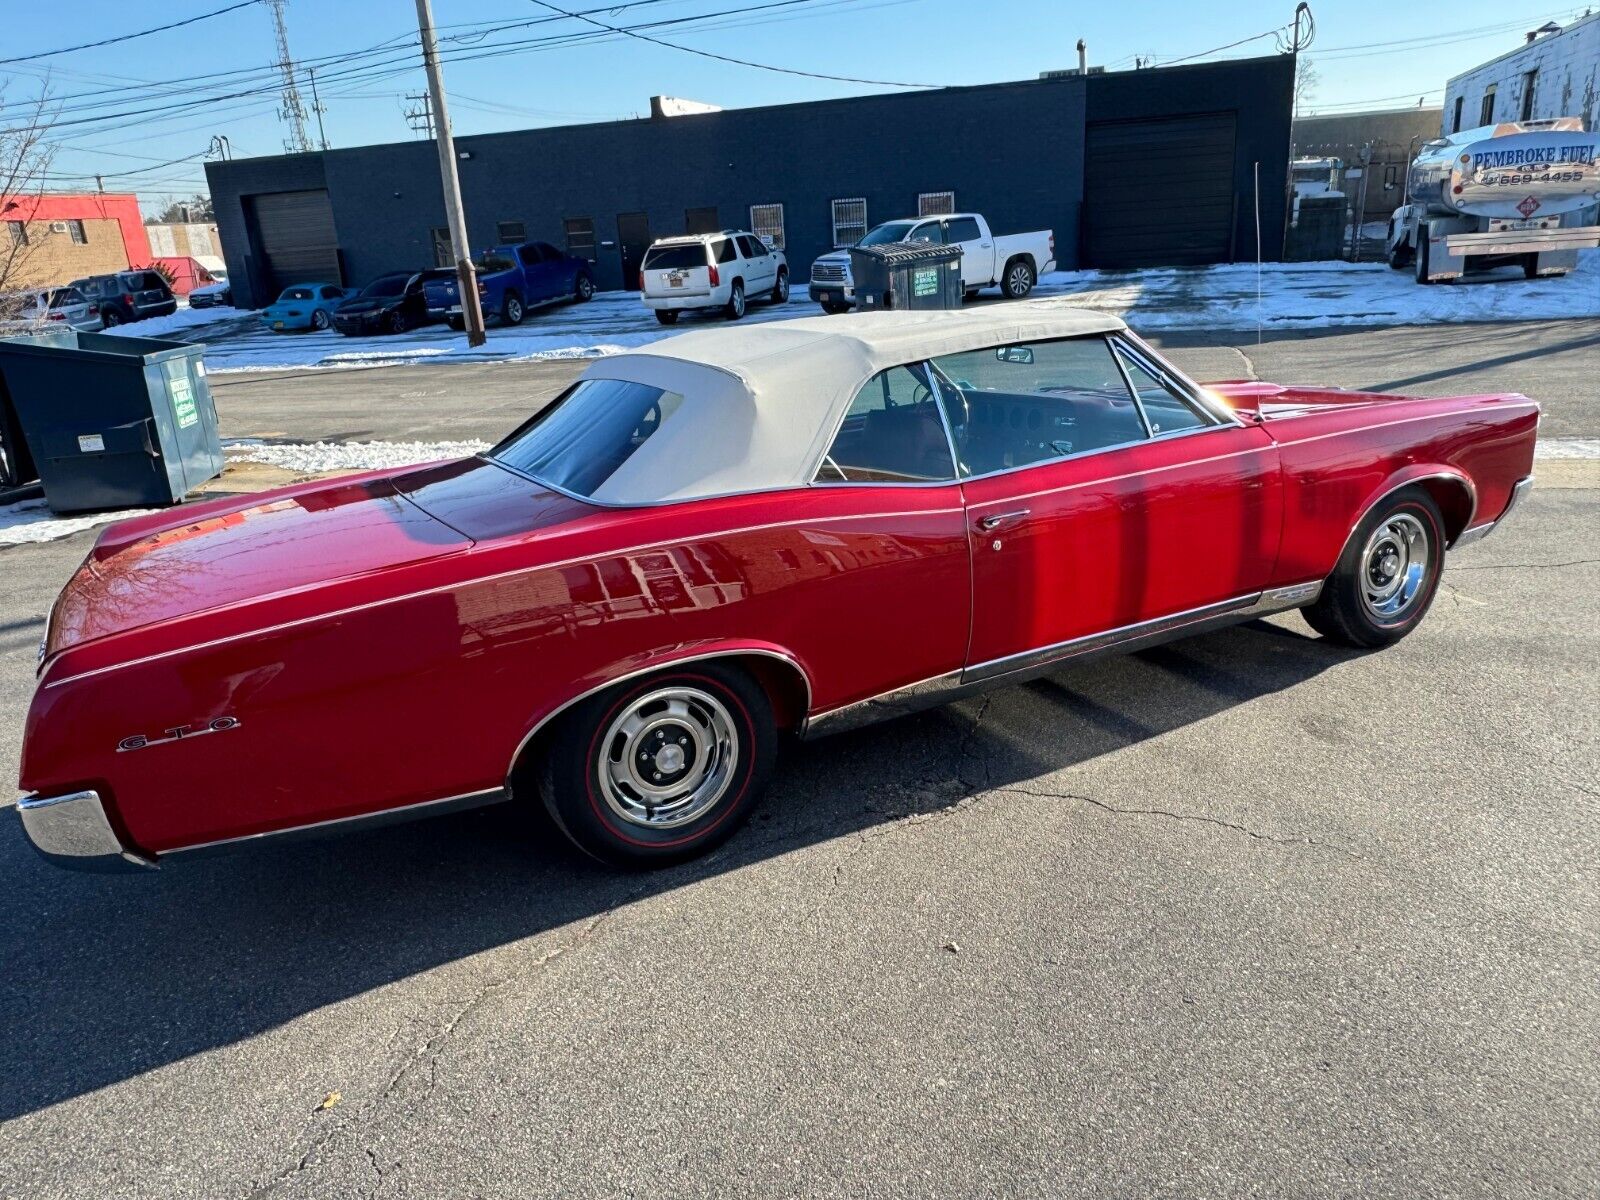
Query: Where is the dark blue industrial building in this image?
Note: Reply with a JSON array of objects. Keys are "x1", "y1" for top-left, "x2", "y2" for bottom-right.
[{"x1": 206, "y1": 54, "x2": 1295, "y2": 309}]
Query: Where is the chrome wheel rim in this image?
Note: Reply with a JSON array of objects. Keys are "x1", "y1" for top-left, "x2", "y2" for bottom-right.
[
  {"x1": 1007, "y1": 265, "x2": 1029, "y2": 294},
  {"x1": 1361, "y1": 513, "x2": 1430, "y2": 621},
  {"x1": 507, "y1": 299, "x2": 522, "y2": 322},
  {"x1": 731, "y1": 287, "x2": 744, "y2": 316},
  {"x1": 578, "y1": 277, "x2": 592, "y2": 299},
  {"x1": 313, "y1": 310, "x2": 328, "y2": 329},
  {"x1": 776, "y1": 274, "x2": 788, "y2": 301},
  {"x1": 597, "y1": 686, "x2": 739, "y2": 829}
]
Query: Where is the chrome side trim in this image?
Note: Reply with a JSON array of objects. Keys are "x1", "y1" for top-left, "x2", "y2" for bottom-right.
[
  {"x1": 803, "y1": 583, "x2": 1322, "y2": 740},
  {"x1": 15, "y1": 790, "x2": 155, "y2": 872},
  {"x1": 1453, "y1": 474, "x2": 1533, "y2": 549},
  {"x1": 165, "y1": 786, "x2": 510, "y2": 859},
  {"x1": 504, "y1": 647, "x2": 815, "y2": 782}
]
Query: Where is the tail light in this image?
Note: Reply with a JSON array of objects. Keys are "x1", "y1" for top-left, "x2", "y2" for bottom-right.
[
  {"x1": 1049, "y1": 233, "x2": 1055, "y2": 255},
  {"x1": 122, "y1": 293, "x2": 134, "y2": 306},
  {"x1": 708, "y1": 263, "x2": 720, "y2": 287},
  {"x1": 87, "y1": 305, "x2": 98, "y2": 315},
  {"x1": 47, "y1": 311, "x2": 64, "y2": 320},
  {"x1": 638, "y1": 269, "x2": 646, "y2": 290}
]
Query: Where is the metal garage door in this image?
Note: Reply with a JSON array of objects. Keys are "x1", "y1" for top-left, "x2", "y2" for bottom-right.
[
  {"x1": 248, "y1": 189, "x2": 341, "y2": 293},
  {"x1": 1082, "y1": 114, "x2": 1237, "y2": 268}
]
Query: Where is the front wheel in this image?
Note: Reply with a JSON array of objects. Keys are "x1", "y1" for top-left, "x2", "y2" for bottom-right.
[
  {"x1": 770, "y1": 269, "x2": 789, "y2": 304},
  {"x1": 1303, "y1": 487, "x2": 1444, "y2": 648},
  {"x1": 1002, "y1": 258, "x2": 1035, "y2": 299},
  {"x1": 724, "y1": 281, "x2": 746, "y2": 320},
  {"x1": 536, "y1": 662, "x2": 777, "y2": 866}
]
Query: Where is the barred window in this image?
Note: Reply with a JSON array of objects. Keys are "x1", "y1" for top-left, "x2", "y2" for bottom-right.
[
  {"x1": 918, "y1": 191, "x2": 955, "y2": 217},
  {"x1": 831, "y1": 197, "x2": 867, "y2": 247},
  {"x1": 749, "y1": 203, "x2": 785, "y2": 249}
]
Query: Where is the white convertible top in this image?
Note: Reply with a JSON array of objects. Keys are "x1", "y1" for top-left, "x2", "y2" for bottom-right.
[{"x1": 579, "y1": 307, "x2": 1126, "y2": 504}]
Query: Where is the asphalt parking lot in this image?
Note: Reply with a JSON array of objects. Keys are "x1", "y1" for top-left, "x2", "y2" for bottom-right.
[{"x1": 2, "y1": 318, "x2": 1597, "y2": 1198}]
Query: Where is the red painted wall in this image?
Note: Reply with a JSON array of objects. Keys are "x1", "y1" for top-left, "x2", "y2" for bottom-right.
[{"x1": 0, "y1": 192, "x2": 153, "y2": 265}]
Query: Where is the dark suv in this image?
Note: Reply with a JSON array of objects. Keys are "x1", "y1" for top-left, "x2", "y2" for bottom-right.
[{"x1": 70, "y1": 270, "x2": 177, "y2": 327}]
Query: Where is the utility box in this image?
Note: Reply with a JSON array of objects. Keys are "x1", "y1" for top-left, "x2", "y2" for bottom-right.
[
  {"x1": 1285, "y1": 194, "x2": 1348, "y2": 262},
  {"x1": 849, "y1": 243, "x2": 964, "y2": 311},
  {"x1": 0, "y1": 330, "x2": 223, "y2": 513}
]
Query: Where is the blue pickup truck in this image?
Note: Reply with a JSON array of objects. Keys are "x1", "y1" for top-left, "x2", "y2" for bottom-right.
[{"x1": 423, "y1": 241, "x2": 596, "y2": 329}]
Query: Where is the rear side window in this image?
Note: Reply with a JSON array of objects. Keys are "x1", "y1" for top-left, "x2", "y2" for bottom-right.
[
  {"x1": 945, "y1": 217, "x2": 982, "y2": 242},
  {"x1": 642, "y1": 244, "x2": 707, "y2": 271},
  {"x1": 477, "y1": 252, "x2": 516, "y2": 272},
  {"x1": 491, "y1": 378, "x2": 685, "y2": 498},
  {"x1": 320, "y1": 286, "x2": 343, "y2": 299},
  {"x1": 815, "y1": 364, "x2": 955, "y2": 484},
  {"x1": 715, "y1": 238, "x2": 737, "y2": 264}
]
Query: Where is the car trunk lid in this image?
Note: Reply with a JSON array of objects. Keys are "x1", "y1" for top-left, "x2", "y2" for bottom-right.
[{"x1": 47, "y1": 474, "x2": 473, "y2": 656}]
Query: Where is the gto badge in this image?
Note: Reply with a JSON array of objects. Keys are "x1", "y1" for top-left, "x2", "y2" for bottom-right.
[{"x1": 117, "y1": 716, "x2": 241, "y2": 753}]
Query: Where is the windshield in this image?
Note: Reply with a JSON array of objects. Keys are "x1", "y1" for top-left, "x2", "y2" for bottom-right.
[
  {"x1": 642, "y1": 244, "x2": 707, "y2": 271},
  {"x1": 279, "y1": 287, "x2": 314, "y2": 301},
  {"x1": 491, "y1": 378, "x2": 685, "y2": 499},
  {"x1": 362, "y1": 275, "x2": 410, "y2": 297},
  {"x1": 859, "y1": 221, "x2": 916, "y2": 246}
]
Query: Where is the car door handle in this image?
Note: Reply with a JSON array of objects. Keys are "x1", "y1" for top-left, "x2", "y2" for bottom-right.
[{"x1": 976, "y1": 509, "x2": 1030, "y2": 532}]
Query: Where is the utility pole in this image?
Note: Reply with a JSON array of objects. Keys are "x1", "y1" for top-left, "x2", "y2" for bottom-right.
[
  {"x1": 307, "y1": 66, "x2": 330, "y2": 150},
  {"x1": 266, "y1": 0, "x2": 313, "y2": 154},
  {"x1": 94, "y1": 174, "x2": 104, "y2": 193},
  {"x1": 414, "y1": 0, "x2": 484, "y2": 347}
]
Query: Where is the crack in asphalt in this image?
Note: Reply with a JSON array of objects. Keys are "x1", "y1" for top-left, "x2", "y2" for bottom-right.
[
  {"x1": 246, "y1": 904, "x2": 627, "y2": 1198},
  {"x1": 1229, "y1": 344, "x2": 1259, "y2": 380},
  {"x1": 1450, "y1": 557, "x2": 1599, "y2": 572},
  {"x1": 998, "y1": 783, "x2": 1365, "y2": 858}
]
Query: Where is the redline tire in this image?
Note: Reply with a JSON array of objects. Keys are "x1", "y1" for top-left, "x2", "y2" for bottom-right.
[
  {"x1": 537, "y1": 662, "x2": 776, "y2": 866},
  {"x1": 1304, "y1": 487, "x2": 1445, "y2": 648}
]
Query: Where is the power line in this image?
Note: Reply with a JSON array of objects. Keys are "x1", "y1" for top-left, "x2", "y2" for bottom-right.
[
  {"x1": 0, "y1": 0, "x2": 263, "y2": 67},
  {"x1": 523, "y1": 0, "x2": 940, "y2": 87}
]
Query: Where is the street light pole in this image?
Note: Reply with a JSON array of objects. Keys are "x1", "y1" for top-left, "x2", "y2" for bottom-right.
[{"x1": 413, "y1": 0, "x2": 485, "y2": 347}]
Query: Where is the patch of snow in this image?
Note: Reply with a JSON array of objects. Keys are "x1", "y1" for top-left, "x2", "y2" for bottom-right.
[
  {"x1": 225, "y1": 439, "x2": 489, "y2": 473},
  {"x1": 0, "y1": 500, "x2": 152, "y2": 548},
  {"x1": 1534, "y1": 438, "x2": 1600, "y2": 459}
]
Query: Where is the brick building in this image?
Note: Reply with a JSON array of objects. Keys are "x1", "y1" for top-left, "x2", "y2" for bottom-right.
[{"x1": 1, "y1": 193, "x2": 152, "y2": 290}]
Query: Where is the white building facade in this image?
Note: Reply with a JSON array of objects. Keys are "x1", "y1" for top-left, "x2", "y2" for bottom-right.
[{"x1": 1442, "y1": 12, "x2": 1600, "y2": 135}]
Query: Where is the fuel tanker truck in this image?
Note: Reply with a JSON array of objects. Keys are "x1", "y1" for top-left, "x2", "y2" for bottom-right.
[{"x1": 1386, "y1": 117, "x2": 1599, "y2": 283}]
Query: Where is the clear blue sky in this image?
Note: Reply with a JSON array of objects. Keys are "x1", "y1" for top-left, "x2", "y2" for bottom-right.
[{"x1": 4, "y1": 0, "x2": 1595, "y2": 211}]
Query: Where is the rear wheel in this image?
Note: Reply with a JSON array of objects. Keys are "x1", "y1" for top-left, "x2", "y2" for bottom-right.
[
  {"x1": 725, "y1": 281, "x2": 746, "y2": 320},
  {"x1": 1386, "y1": 225, "x2": 1413, "y2": 269},
  {"x1": 1414, "y1": 231, "x2": 1435, "y2": 284},
  {"x1": 536, "y1": 662, "x2": 777, "y2": 866},
  {"x1": 654, "y1": 309, "x2": 679, "y2": 326},
  {"x1": 311, "y1": 309, "x2": 330, "y2": 331},
  {"x1": 503, "y1": 292, "x2": 525, "y2": 325},
  {"x1": 1303, "y1": 487, "x2": 1444, "y2": 648},
  {"x1": 1002, "y1": 258, "x2": 1035, "y2": 299},
  {"x1": 820, "y1": 300, "x2": 851, "y2": 315},
  {"x1": 447, "y1": 316, "x2": 465, "y2": 332},
  {"x1": 1522, "y1": 254, "x2": 1541, "y2": 280},
  {"x1": 101, "y1": 309, "x2": 121, "y2": 328}
]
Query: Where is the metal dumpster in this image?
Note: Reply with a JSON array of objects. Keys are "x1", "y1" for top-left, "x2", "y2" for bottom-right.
[
  {"x1": 0, "y1": 330, "x2": 223, "y2": 513},
  {"x1": 848, "y1": 242, "x2": 964, "y2": 311}
]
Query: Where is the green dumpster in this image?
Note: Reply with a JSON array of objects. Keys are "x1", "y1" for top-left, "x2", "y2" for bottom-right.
[{"x1": 0, "y1": 329, "x2": 223, "y2": 513}]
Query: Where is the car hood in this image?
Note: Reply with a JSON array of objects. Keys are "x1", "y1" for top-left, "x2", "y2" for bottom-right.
[
  {"x1": 47, "y1": 472, "x2": 473, "y2": 657},
  {"x1": 336, "y1": 298, "x2": 392, "y2": 314}
]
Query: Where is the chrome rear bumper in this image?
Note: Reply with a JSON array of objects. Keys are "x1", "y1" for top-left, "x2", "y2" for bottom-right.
[
  {"x1": 14, "y1": 790, "x2": 154, "y2": 872},
  {"x1": 1453, "y1": 475, "x2": 1533, "y2": 549}
]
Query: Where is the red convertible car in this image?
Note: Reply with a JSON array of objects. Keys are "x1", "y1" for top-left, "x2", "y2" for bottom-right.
[{"x1": 17, "y1": 310, "x2": 1537, "y2": 870}]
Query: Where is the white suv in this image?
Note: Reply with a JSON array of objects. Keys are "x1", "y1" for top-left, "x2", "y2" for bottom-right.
[{"x1": 639, "y1": 230, "x2": 789, "y2": 324}]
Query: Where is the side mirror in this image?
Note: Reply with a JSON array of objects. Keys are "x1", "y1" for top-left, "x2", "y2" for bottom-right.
[{"x1": 995, "y1": 346, "x2": 1034, "y2": 365}]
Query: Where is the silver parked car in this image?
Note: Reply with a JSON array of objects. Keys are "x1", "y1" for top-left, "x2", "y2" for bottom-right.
[{"x1": 1, "y1": 287, "x2": 105, "y2": 333}]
